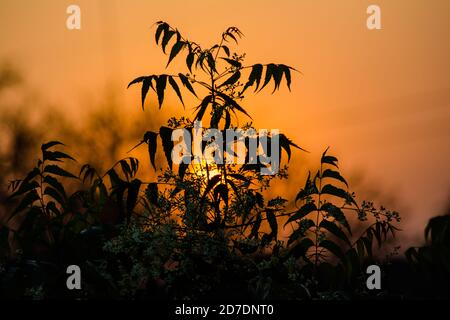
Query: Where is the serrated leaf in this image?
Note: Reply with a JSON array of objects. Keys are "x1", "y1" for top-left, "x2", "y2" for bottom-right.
[
  {"x1": 321, "y1": 169, "x2": 348, "y2": 187},
  {"x1": 320, "y1": 239, "x2": 345, "y2": 261},
  {"x1": 41, "y1": 141, "x2": 64, "y2": 151},
  {"x1": 143, "y1": 131, "x2": 158, "y2": 170},
  {"x1": 161, "y1": 30, "x2": 176, "y2": 53},
  {"x1": 220, "y1": 57, "x2": 241, "y2": 68},
  {"x1": 43, "y1": 165, "x2": 77, "y2": 179},
  {"x1": 168, "y1": 76, "x2": 184, "y2": 106},
  {"x1": 44, "y1": 186, "x2": 64, "y2": 206},
  {"x1": 167, "y1": 41, "x2": 185, "y2": 67},
  {"x1": 46, "y1": 201, "x2": 61, "y2": 216},
  {"x1": 200, "y1": 175, "x2": 222, "y2": 205},
  {"x1": 321, "y1": 184, "x2": 353, "y2": 203},
  {"x1": 242, "y1": 64, "x2": 263, "y2": 93},
  {"x1": 285, "y1": 202, "x2": 317, "y2": 225},
  {"x1": 320, "y1": 202, "x2": 351, "y2": 234},
  {"x1": 266, "y1": 209, "x2": 278, "y2": 239},
  {"x1": 194, "y1": 95, "x2": 212, "y2": 121},
  {"x1": 127, "y1": 76, "x2": 146, "y2": 89},
  {"x1": 178, "y1": 156, "x2": 191, "y2": 180},
  {"x1": 319, "y1": 219, "x2": 351, "y2": 246},
  {"x1": 186, "y1": 52, "x2": 195, "y2": 73},
  {"x1": 43, "y1": 175, "x2": 66, "y2": 199},
  {"x1": 290, "y1": 237, "x2": 314, "y2": 258},
  {"x1": 43, "y1": 150, "x2": 75, "y2": 162},
  {"x1": 156, "y1": 75, "x2": 167, "y2": 108},
  {"x1": 10, "y1": 189, "x2": 40, "y2": 218},
  {"x1": 258, "y1": 63, "x2": 276, "y2": 92},
  {"x1": 159, "y1": 126, "x2": 174, "y2": 170},
  {"x1": 250, "y1": 214, "x2": 262, "y2": 239},
  {"x1": 155, "y1": 22, "x2": 168, "y2": 44},
  {"x1": 145, "y1": 183, "x2": 159, "y2": 207},
  {"x1": 321, "y1": 148, "x2": 339, "y2": 168},
  {"x1": 282, "y1": 65, "x2": 292, "y2": 91},
  {"x1": 219, "y1": 71, "x2": 241, "y2": 88},
  {"x1": 217, "y1": 92, "x2": 252, "y2": 119},
  {"x1": 272, "y1": 65, "x2": 283, "y2": 93},
  {"x1": 213, "y1": 183, "x2": 229, "y2": 206},
  {"x1": 141, "y1": 77, "x2": 152, "y2": 109},
  {"x1": 222, "y1": 45, "x2": 230, "y2": 57},
  {"x1": 178, "y1": 73, "x2": 197, "y2": 97},
  {"x1": 362, "y1": 236, "x2": 373, "y2": 257},
  {"x1": 8, "y1": 180, "x2": 39, "y2": 200},
  {"x1": 126, "y1": 179, "x2": 142, "y2": 217}
]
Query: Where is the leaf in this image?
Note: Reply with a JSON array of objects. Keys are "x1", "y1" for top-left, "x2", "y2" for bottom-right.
[
  {"x1": 186, "y1": 52, "x2": 195, "y2": 73},
  {"x1": 220, "y1": 58, "x2": 242, "y2": 68},
  {"x1": 290, "y1": 237, "x2": 314, "y2": 258},
  {"x1": 161, "y1": 30, "x2": 176, "y2": 53},
  {"x1": 43, "y1": 175, "x2": 66, "y2": 199},
  {"x1": 258, "y1": 63, "x2": 276, "y2": 92},
  {"x1": 217, "y1": 92, "x2": 252, "y2": 119},
  {"x1": 200, "y1": 175, "x2": 222, "y2": 205},
  {"x1": 194, "y1": 95, "x2": 213, "y2": 121},
  {"x1": 321, "y1": 148, "x2": 339, "y2": 168},
  {"x1": 41, "y1": 141, "x2": 64, "y2": 151},
  {"x1": 159, "y1": 126, "x2": 174, "y2": 170},
  {"x1": 287, "y1": 228, "x2": 303, "y2": 246},
  {"x1": 156, "y1": 75, "x2": 168, "y2": 108},
  {"x1": 321, "y1": 184, "x2": 353, "y2": 204},
  {"x1": 10, "y1": 189, "x2": 39, "y2": 218},
  {"x1": 167, "y1": 41, "x2": 185, "y2": 67},
  {"x1": 279, "y1": 134, "x2": 307, "y2": 161},
  {"x1": 321, "y1": 169, "x2": 348, "y2": 187},
  {"x1": 44, "y1": 186, "x2": 64, "y2": 206},
  {"x1": 8, "y1": 180, "x2": 39, "y2": 200},
  {"x1": 213, "y1": 183, "x2": 229, "y2": 206},
  {"x1": 126, "y1": 179, "x2": 142, "y2": 217},
  {"x1": 219, "y1": 71, "x2": 241, "y2": 88},
  {"x1": 224, "y1": 110, "x2": 231, "y2": 129},
  {"x1": 155, "y1": 22, "x2": 168, "y2": 44},
  {"x1": 222, "y1": 45, "x2": 230, "y2": 57},
  {"x1": 271, "y1": 66, "x2": 283, "y2": 93},
  {"x1": 250, "y1": 214, "x2": 262, "y2": 239},
  {"x1": 43, "y1": 150, "x2": 75, "y2": 162},
  {"x1": 127, "y1": 76, "x2": 147, "y2": 89},
  {"x1": 145, "y1": 183, "x2": 159, "y2": 207},
  {"x1": 282, "y1": 65, "x2": 292, "y2": 91},
  {"x1": 242, "y1": 64, "x2": 263, "y2": 92},
  {"x1": 319, "y1": 219, "x2": 351, "y2": 246},
  {"x1": 178, "y1": 157, "x2": 191, "y2": 180},
  {"x1": 266, "y1": 209, "x2": 278, "y2": 238},
  {"x1": 362, "y1": 236, "x2": 373, "y2": 257},
  {"x1": 320, "y1": 239, "x2": 345, "y2": 261},
  {"x1": 141, "y1": 77, "x2": 152, "y2": 109},
  {"x1": 320, "y1": 202, "x2": 351, "y2": 234},
  {"x1": 168, "y1": 76, "x2": 184, "y2": 106},
  {"x1": 119, "y1": 159, "x2": 132, "y2": 180},
  {"x1": 144, "y1": 131, "x2": 158, "y2": 170},
  {"x1": 43, "y1": 165, "x2": 77, "y2": 179},
  {"x1": 46, "y1": 201, "x2": 61, "y2": 216},
  {"x1": 178, "y1": 73, "x2": 197, "y2": 97},
  {"x1": 295, "y1": 172, "x2": 318, "y2": 202},
  {"x1": 285, "y1": 202, "x2": 317, "y2": 225}
]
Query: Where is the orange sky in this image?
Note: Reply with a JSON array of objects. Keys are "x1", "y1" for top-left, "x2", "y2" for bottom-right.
[{"x1": 0, "y1": 0, "x2": 449, "y2": 246}]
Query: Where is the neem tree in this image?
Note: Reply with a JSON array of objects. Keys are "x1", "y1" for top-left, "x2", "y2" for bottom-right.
[
  {"x1": 125, "y1": 21, "x2": 401, "y2": 286},
  {"x1": 5, "y1": 21, "x2": 400, "y2": 298}
]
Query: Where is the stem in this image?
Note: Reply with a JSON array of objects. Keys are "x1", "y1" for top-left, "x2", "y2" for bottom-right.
[{"x1": 315, "y1": 165, "x2": 323, "y2": 271}]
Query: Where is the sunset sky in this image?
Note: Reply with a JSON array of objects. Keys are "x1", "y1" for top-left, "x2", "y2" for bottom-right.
[{"x1": 0, "y1": 0, "x2": 449, "y2": 247}]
